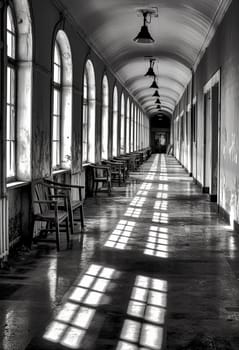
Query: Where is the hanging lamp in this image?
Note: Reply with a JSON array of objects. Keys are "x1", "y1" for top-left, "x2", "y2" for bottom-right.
[
  {"x1": 152, "y1": 90, "x2": 160, "y2": 97},
  {"x1": 149, "y1": 77, "x2": 159, "y2": 89},
  {"x1": 134, "y1": 11, "x2": 155, "y2": 44},
  {"x1": 144, "y1": 58, "x2": 156, "y2": 77}
]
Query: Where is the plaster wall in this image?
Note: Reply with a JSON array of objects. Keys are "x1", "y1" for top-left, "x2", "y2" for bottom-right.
[{"x1": 174, "y1": 0, "x2": 239, "y2": 224}]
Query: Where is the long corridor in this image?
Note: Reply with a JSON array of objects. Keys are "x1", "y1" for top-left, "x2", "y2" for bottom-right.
[{"x1": 1, "y1": 155, "x2": 239, "y2": 349}]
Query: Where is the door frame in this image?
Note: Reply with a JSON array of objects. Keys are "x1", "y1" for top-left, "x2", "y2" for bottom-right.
[{"x1": 203, "y1": 70, "x2": 221, "y2": 202}]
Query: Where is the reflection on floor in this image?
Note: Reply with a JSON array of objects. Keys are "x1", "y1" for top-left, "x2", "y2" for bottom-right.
[{"x1": 1, "y1": 154, "x2": 239, "y2": 349}]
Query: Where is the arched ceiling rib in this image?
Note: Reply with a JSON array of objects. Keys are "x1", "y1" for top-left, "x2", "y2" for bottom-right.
[{"x1": 58, "y1": 0, "x2": 231, "y2": 117}]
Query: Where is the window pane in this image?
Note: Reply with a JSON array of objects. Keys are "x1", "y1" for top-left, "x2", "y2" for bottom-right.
[
  {"x1": 53, "y1": 89, "x2": 60, "y2": 115},
  {"x1": 7, "y1": 7, "x2": 16, "y2": 59},
  {"x1": 10, "y1": 68, "x2": 15, "y2": 103},
  {"x1": 52, "y1": 141, "x2": 60, "y2": 168},
  {"x1": 6, "y1": 106, "x2": 11, "y2": 140},
  {"x1": 83, "y1": 73, "x2": 88, "y2": 99},
  {"x1": 53, "y1": 64, "x2": 61, "y2": 84},
  {"x1": 82, "y1": 118, "x2": 88, "y2": 163},
  {"x1": 53, "y1": 116, "x2": 60, "y2": 141},
  {"x1": 10, "y1": 106, "x2": 15, "y2": 140},
  {"x1": 54, "y1": 44, "x2": 61, "y2": 65},
  {"x1": 6, "y1": 141, "x2": 15, "y2": 178},
  {"x1": 7, "y1": 67, "x2": 11, "y2": 104},
  {"x1": 7, "y1": 7, "x2": 15, "y2": 33},
  {"x1": 7, "y1": 31, "x2": 12, "y2": 58},
  {"x1": 53, "y1": 44, "x2": 61, "y2": 84},
  {"x1": 7, "y1": 67, "x2": 15, "y2": 104}
]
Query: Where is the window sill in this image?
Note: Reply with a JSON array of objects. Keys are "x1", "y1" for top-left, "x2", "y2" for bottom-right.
[
  {"x1": 52, "y1": 169, "x2": 70, "y2": 175},
  {"x1": 7, "y1": 180, "x2": 30, "y2": 190},
  {"x1": 82, "y1": 162, "x2": 92, "y2": 167}
]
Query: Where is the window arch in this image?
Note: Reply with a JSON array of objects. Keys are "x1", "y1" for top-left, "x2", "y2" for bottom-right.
[
  {"x1": 6, "y1": 1, "x2": 32, "y2": 181},
  {"x1": 52, "y1": 30, "x2": 72, "y2": 170},
  {"x1": 120, "y1": 93, "x2": 125, "y2": 154},
  {"x1": 101, "y1": 75, "x2": 109, "y2": 160},
  {"x1": 112, "y1": 86, "x2": 118, "y2": 157},
  {"x1": 82, "y1": 59, "x2": 96, "y2": 163},
  {"x1": 126, "y1": 98, "x2": 130, "y2": 153}
]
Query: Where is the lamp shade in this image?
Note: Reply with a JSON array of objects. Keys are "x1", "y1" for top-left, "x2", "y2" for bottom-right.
[
  {"x1": 149, "y1": 78, "x2": 159, "y2": 89},
  {"x1": 134, "y1": 25, "x2": 154, "y2": 44},
  {"x1": 144, "y1": 66, "x2": 155, "y2": 77},
  {"x1": 152, "y1": 90, "x2": 160, "y2": 97}
]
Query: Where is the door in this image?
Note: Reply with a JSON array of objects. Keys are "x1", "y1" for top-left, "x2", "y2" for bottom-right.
[
  {"x1": 204, "y1": 91, "x2": 211, "y2": 193},
  {"x1": 210, "y1": 82, "x2": 219, "y2": 201}
]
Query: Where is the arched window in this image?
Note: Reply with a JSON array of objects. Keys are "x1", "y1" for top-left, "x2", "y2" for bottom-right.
[
  {"x1": 140, "y1": 112, "x2": 143, "y2": 149},
  {"x1": 130, "y1": 104, "x2": 134, "y2": 152},
  {"x1": 120, "y1": 93, "x2": 125, "y2": 154},
  {"x1": 135, "y1": 108, "x2": 139, "y2": 151},
  {"x1": 126, "y1": 98, "x2": 130, "y2": 153},
  {"x1": 101, "y1": 75, "x2": 109, "y2": 159},
  {"x1": 137, "y1": 110, "x2": 140, "y2": 150},
  {"x1": 112, "y1": 86, "x2": 118, "y2": 157},
  {"x1": 6, "y1": 6, "x2": 17, "y2": 178},
  {"x1": 6, "y1": 1, "x2": 32, "y2": 181},
  {"x1": 82, "y1": 59, "x2": 96, "y2": 164},
  {"x1": 134, "y1": 108, "x2": 137, "y2": 151},
  {"x1": 52, "y1": 43, "x2": 62, "y2": 169},
  {"x1": 52, "y1": 31, "x2": 72, "y2": 170}
]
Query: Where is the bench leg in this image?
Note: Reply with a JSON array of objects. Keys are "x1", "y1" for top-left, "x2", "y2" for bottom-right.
[
  {"x1": 65, "y1": 217, "x2": 70, "y2": 243},
  {"x1": 55, "y1": 221, "x2": 60, "y2": 251},
  {"x1": 95, "y1": 182, "x2": 98, "y2": 195},
  {"x1": 69, "y1": 205, "x2": 75, "y2": 235},
  {"x1": 80, "y1": 205, "x2": 85, "y2": 229}
]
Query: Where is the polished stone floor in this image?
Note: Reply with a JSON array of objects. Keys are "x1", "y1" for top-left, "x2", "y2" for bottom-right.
[{"x1": 1, "y1": 154, "x2": 239, "y2": 349}]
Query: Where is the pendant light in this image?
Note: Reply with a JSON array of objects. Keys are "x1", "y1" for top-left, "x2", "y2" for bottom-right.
[
  {"x1": 144, "y1": 58, "x2": 156, "y2": 77},
  {"x1": 152, "y1": 90, "x2": 160, "y2": 97},
  {"x1": 149, "y1": 77, "x2": 159, "y2": 89},
  {"x1": 134, "y1": 10, "x2": 155, "y2": 44}
]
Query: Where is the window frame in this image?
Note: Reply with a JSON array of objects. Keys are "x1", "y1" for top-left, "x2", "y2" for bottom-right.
[
  {"x1": 82, "y1": 59, "x2": 96, "y2": 165},
  {"x1": 126, "y1": 98, "x2": 130, "y2": 153},
  {"x1": 6, "y1": 5, "x2": 18, "y2": 181},
  {"x1": 120, "y1": 93, "x2": 125, "y2": 154},
  {"x1": 130, "y1": 103, "x2": 134, "y2": 152},
  {"x1": 52, "y1": 41, "x2": 63, "y2": 170},
  {"x1": 112, "y1": 86, "x2": 118, "y2": 157},
  {"x1": 82, "y1": 70, "x2": 89, "y2": 163},
  {"x1": 101, "y1": 74, "x2": 109, "y2": 160}
]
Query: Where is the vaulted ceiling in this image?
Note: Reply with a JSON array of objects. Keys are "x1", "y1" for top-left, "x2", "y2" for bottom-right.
[{"x1": 58, "y1": 0, "x2": 231, "y2": 117}]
